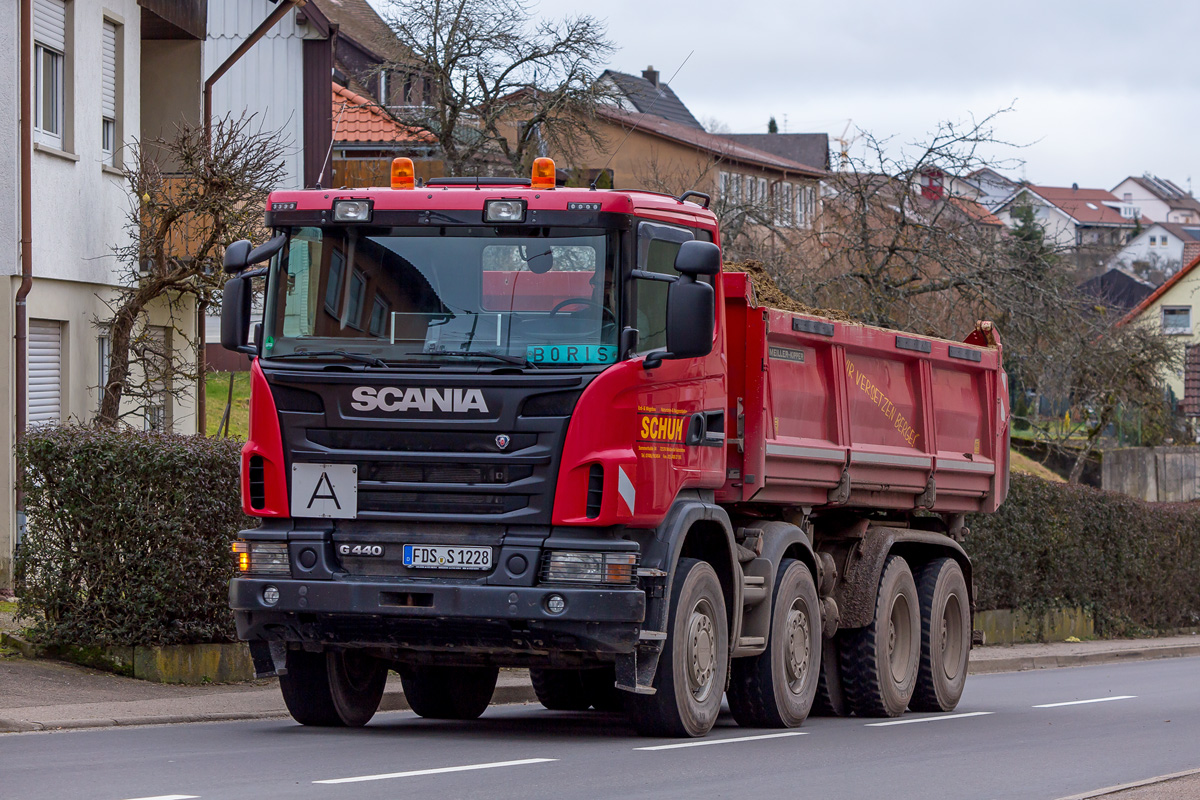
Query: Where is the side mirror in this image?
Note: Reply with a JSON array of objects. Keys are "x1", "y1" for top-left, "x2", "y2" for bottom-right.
[
  {"x1": 223, "y1": 234, "x2": 286, "y2": 274},
  {"x1": 665, "y1": 276, "x2": 715, "y2": 360},
  {"x1": 221, "y1": 276, "x2": 254, "y2": 354},
  {"x1": 223, "y1": 240, "x2": 252, "y2": 274},
  {"x1": 674, "y1": 240, "x2": 721, "y2": 277}
]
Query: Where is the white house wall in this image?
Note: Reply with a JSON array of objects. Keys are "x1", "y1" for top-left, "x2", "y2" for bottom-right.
[
  {"x1": 206, "y1": 0, "x2": 322, "y2": 190},
  {"x1": 1114, "y1": 225, "x2": 1185, "y2": 275}
]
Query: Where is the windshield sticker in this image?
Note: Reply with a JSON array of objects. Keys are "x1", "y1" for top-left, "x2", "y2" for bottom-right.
[{"x1": 526, "y1": 345, "x2": 616, "y2": 365}]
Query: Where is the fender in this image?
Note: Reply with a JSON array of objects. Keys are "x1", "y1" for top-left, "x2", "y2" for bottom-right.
[
  {"x1": 824, "y1": 527, "x2": 972, "y2": 630},
  {"x1": 618, "y1": 493, "x2": 737, "y2": 693}
]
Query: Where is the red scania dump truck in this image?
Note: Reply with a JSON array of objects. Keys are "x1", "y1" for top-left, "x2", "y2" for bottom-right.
[{"x1": 221, "y1": 157, "x2": 1009, "y2": 738}]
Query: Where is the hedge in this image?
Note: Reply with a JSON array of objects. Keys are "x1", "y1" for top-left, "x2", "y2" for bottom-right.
[
  {"x1": 965, "y1": 473, "x2": 1200, "y2": 636},
  {"x1": 15, "y1": 426, "x2": 248, "y2": 647}
]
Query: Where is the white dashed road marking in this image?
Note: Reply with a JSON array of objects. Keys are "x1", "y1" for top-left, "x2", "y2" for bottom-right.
[
  {"x1": 313, "y1": 758, "x2": 558, "y2": 784},
  {"x1": 865, "y1": 711, "x2": 994, "y2": 727},
  {"x1": 122, "y1": 796, "x2": 199, "y2": 800},
  {"x1": 635, "y1": 732, "x2": 808, "y2": 750},
  {"x1": 1034, "y1": 695, "x2": 1137, "y2": 708}
]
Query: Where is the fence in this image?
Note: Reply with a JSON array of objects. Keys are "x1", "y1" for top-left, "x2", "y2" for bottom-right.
[{"x1": 1101, "y1": 446, "x2": 1200, "y2": 502}]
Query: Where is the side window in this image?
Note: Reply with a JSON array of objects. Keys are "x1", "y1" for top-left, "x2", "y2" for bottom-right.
[{"x1": 634, "y1": 222, "x2": 694, "y2": 352}]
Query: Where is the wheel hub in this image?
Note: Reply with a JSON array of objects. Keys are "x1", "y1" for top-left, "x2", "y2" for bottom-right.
[
  {"x1": 687, "y1": 606, "x2": 717, "y2": 701},
  {"x1": 785, "y1": 602, "x2": 811, "y2": 693}
]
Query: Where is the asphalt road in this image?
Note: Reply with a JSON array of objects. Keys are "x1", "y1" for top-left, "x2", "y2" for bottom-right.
[{"x1": 3, "y1": 657, "x2": 1199, "y2": 800}]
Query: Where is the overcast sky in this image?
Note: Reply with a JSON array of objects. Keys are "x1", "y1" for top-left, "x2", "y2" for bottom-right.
[
  {"x1": 541, "y1": 0, "x2": 1200, "y2": 190},
  {"x1": 373, "y1": 0, "x2": 1199, "y2": 191}
]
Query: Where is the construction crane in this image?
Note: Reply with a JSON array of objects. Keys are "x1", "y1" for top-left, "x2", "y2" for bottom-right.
[{"x1": 833, "y1": 119, "x2": 859, "y2": 170}]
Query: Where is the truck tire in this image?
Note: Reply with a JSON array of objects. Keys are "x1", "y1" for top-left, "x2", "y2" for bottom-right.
[
  {"x1": 911, "y1": 558, "x2": 971, "y2": 712},
  {"x1": 811, "y1": 635, "x2": 848, "y2": 717},
  {"x1": 530, "y1": 668, "x2": 593, "y2": 711},
  {"x1": 625, "y1": 558, "x2": 729, "y2": 737},
  {"x1": 398, "y1": 665, "x2": 498, "y2": 720},
  {"x1": 727, "y1": 559, "x2": 822, "y2": 728},
  {"x1": 839, "y1": 555, "x2": 920, "y2": 717},
  {"x1": 278, "y1": 648, "x2": 388, "y2": 727}
]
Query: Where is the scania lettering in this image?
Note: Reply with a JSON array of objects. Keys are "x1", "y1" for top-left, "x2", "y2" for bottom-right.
[
  {"x1": 223, "y1": 157, "x2": 1009, "y2": 737},
  {"x1": 350, "y1": 386, "x2": 489, "y2": 414}
]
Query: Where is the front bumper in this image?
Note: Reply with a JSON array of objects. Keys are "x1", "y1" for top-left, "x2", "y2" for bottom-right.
[{"x1": 230, "y1": 576, "x2": 645, "y2": 656}]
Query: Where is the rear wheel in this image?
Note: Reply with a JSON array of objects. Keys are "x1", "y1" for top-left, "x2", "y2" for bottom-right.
[
  {"x1": 399, "y1": 665, "x2": 498, "y2": 720},
  {"x1": 278, "y1": 648, "x2": 388, "y2": 727},
  {"x1": 728, "y1": 559, "x2": 822, "y2": 728},
  {"x1": 625, "y1": 558, "x2": 729, "y2": 737},
  {"x1": 910, "y1": 558, "x2": 971, "y2": 712},
  {"x1": 840, "y1": 555, "x2": 920, "y2": 717},
  {"x1": 811, "y1": 635, "x2": 848, "y2": 717}
]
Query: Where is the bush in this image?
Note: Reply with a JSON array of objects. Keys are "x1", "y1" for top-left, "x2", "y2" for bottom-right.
[
  {"x1": 15, "y1": 426, "x2": 248, "y2": 647},
  {"x1": 965, "y1": 473, "x2": 1200, "y2": 636}
]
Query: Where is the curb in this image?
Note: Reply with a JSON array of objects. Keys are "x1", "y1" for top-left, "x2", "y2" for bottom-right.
[
  {"x1": 968, "y1": 643, "x2": 1200, "y2": 675},
  {"x1": 0, "y1": 685, "x2": 540, "y2": 734}
]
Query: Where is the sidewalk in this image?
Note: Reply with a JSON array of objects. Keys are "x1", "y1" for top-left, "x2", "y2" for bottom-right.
[{"x1": 3, "y1": 634, "x2": 1199, "y2": 734}]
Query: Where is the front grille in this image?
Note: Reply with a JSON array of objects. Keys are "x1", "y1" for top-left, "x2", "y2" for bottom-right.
[
  {"x1": 586, "y1": 463, "x2": 604, "y2": 518},
  {"x1": 248, "y1": 455, "x2": 266, "y2": 510},
  {"x1": 310, "y1": 429, "x2": 536, "y2": 454},
  {"x1": 362, "y1": 462, "x2": 533, "y2": 485},
  {"x1": 358, "y1": 491, "x2": 529, "y2": 515}
]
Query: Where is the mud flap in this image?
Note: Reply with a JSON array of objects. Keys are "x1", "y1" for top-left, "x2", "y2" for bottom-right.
[
  {"x1": 615, "y1": 637, "x2": 662, "y2": 695},
  {"x1": 249, "y1": 640, "x2": 289, "y2": 678}
]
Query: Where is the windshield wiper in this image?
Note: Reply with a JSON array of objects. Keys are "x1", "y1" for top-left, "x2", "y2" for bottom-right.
[
  {"x1": 406, "y1": 350, "x2": 536, "y2": 368},
  {"x1": 265, "y1": 349, "x2": 390, "y2": 368}
]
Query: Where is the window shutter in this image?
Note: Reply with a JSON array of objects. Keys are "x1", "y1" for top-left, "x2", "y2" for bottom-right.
[
  {"x1": 28, "y1": 319, "x2": 63, "y2": 426},
  {"x1": 101, "y1": 20, "x2": 117, "y2": 119},
  {"x1": 33, "y1": 0, "x2": 66, "y2": 51}
]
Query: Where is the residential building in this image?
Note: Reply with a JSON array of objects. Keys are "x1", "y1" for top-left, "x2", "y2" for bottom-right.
[
  {"x1": 3, "y1": 0, "x2": 208, "y2": 586},
  {"x1": 1079, "y1": 268, "x2": 1155, "y2": 316},
  {"x1": 599, "y1": 67, "x2": 704, "y2": 129},
  {"x1": 1110, "y1": 174, "x2": 1200, "y2": 225},
  {"x1": 1122, "y1": 251, "x2": 1200, "y2": 407},
  {"x1": 962, "y1": 167, "x2": 1020, "y2": 211},
  {"x1": 720, "y1": 132, "x2": 830, "y2": 172},
  {"x1": 993, "y1": 184, "x2": 1149, "y2": 274},
  {"x1": 1110, "y1": 222, "x2": 1200, "y2": 283},
  {"x1": 329, "y1": 81, "x2": 438, "y2": 187}
]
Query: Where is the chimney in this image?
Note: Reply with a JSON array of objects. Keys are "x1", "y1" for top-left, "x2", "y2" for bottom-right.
[{"x1": 642, "y1": 66, "x2": 660, "y2": 88}]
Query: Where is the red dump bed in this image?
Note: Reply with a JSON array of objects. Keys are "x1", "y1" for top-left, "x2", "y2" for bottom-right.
[{"x1": 718, "y1": 272, "x2": 1010, "y2": 514}]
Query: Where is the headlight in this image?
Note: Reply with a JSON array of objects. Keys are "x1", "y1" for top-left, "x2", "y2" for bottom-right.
[
  {"x1": 541, "y1": 550, "x2": 637, "y2": 585},
  {"x1": 332, "y1": 199, "x2": 372, "y2": 222},
  {"x1": 484, "y1": 199, "x2": 527, "y2": 223},
  {"x1": 232, "y1": 541, "x2": 290, "y2": 576}
]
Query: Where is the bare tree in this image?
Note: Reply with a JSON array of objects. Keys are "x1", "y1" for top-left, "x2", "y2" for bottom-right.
[
  {"x1": 376, "y1": 0, "x2": 615, "y2": 177},
  {"x1": 98, "y1": 115, "x2": 285, "y2": 428}
]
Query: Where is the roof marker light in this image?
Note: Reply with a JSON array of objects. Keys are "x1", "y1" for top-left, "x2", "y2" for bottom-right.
[
  {"x1": 531, "y1": 157, "x2": 556, "y2": 190},
  {"x1": 391, "y1": 157, "x2": 415, "y2": 190}
]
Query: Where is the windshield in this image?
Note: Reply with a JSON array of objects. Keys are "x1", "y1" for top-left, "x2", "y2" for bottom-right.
[{"x1": 262, "y1": 226, "x2": 619, "y2": 367}]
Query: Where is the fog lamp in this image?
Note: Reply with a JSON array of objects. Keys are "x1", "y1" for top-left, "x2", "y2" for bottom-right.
[
  {"x1": 484, "y1": 199, "x2": 527, "y2": 223},
  {"x1": 262, "y1": 585, "x2": 280, "y2": 606},
  {"x1": 332, "y1": 199, "x2": 372, "y2": 222},
  {"x1": 545, "y1": 594, "x2": 566, "y2": 614}
]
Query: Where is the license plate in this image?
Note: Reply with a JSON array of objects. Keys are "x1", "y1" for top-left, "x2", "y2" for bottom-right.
[{"x1": 402, "y1": 544, "x2": 492, "y2": 570}]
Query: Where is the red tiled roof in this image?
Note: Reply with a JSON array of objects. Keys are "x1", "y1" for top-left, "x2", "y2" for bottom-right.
[
  {"x1": 950, "y1": 196, "x2": 1003, "y2": 226},
  {"x1": 332, "y1": 83, "x2": 436, "y2": 145},
  {"x1": 1027, "y1": 184, "x2": 1148, "y2": 226},
  {"x1": 1121, "y1": 249, "x2": 1200, "y2": 324},
  {"x1": 596, "y1": 106, "x2": 827, "y2": 179}
]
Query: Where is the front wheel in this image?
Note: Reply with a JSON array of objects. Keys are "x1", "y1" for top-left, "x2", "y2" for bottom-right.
[
  {"x1": 728, "y1": 559, "x2": 822, "y2": 728},
  {"x1": 399, "y1": 665, "x2": 498, "y2": 720},
  {"x1": 278, "y1": 648, "x2": 388, "y2": 727},
  {"x1": 625, "y1": 558, "x2": 729, "y2": 737}
]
